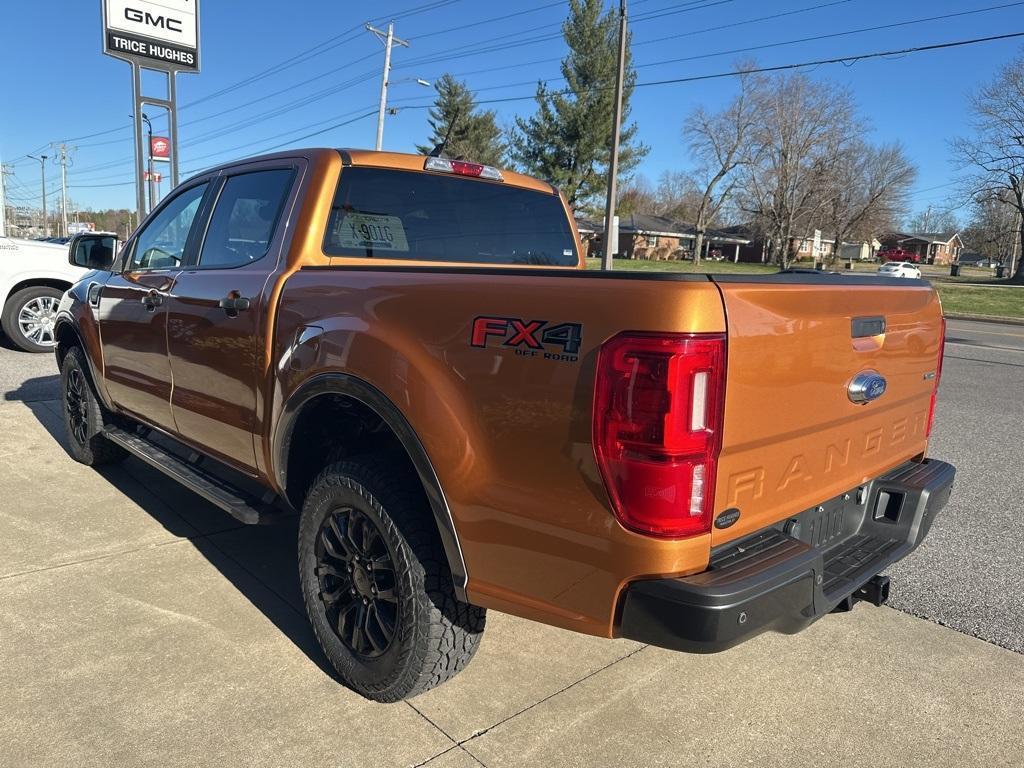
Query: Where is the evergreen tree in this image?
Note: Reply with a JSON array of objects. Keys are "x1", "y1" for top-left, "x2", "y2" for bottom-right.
[
  {"x1": 416, "y1": 74, "x2": 506, "y2": 167},
  {"x1": 510, "y1": 0, "x2": 646, "y2": 213}
]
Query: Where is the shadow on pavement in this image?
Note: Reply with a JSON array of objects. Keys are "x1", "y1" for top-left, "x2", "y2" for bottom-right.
[
  {"x1": 19, "y1": 388, "x2": 338, "y2": 681},
  {"x1": 4, "y1": 374, "x2": 60, "y2": 403}
]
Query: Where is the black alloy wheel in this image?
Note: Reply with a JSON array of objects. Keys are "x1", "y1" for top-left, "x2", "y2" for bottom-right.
[
  {"x1": 64, "y1": 367, "x2": 90, "y2": 445},
  {"x1": 315, "y1": 505, "x2": 399, "y2": 658}
]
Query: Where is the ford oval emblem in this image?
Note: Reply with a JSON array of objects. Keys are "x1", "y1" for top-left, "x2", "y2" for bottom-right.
[{"x1": 848, "y1": 371, "x2": 887, "y2": 404}]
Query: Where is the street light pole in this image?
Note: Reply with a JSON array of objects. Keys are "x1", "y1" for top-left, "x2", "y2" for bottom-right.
[
  {"x1": 367, "y1": 22, "x2": 410, "y2": 151},
  {"x1": 602, "y1": 0, "x2": 628, "y2": 271},
  {"x1": 142, "y1": 113, "x2": 155, "y2": 213},
  {"x1": 28, "y1": 154, "x2": 48, "y2": 237}
]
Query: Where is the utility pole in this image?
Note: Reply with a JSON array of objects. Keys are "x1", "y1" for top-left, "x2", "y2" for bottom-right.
[
  {"x1": 51, "y1": 143, "x2": 73, "y2": 238},
  {"x1": 28, "y1": 154, "x2": 48, "y2": 237},
  {"x1": 367, "y1": 21, "x2": 410, "y2": 151},
  {"x1": 602, "y1": 0, "x2": 628, "y2": 271},
  {"x1": 1011, "y1": 205, "x2": 1022, "y2": 279},
  {"x1": 0, "y1": 161, "x2": 10, "y2": 237}
]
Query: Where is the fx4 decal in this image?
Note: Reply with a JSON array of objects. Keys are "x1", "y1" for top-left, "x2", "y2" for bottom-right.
[{"x1": 471, "y1": 316, "x2": 583, "y2": 362}]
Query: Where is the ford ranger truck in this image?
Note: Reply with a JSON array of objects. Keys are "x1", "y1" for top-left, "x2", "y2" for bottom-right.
[{"x1": 54, "y1": 149, "x2": 954, "y2": 702}]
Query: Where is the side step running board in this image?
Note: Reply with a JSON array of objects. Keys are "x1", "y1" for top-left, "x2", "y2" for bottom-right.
[{"x1": 103, "y1": 426, "x2": 284, "y2": 524}]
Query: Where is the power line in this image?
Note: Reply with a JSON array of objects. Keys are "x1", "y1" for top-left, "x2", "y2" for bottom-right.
[
  {"x1": 394, "y1": 0, "x2": 730, "y2": 70},
  {"x1": 6, "y1": 0, "x2": 466, "y2": 158},
  {"x1": 396, "y1": 30, "x2": 1024, "y2": 110},
  {"x1": 390, "y1": 5, "x2": 1024, "y2": 103},
  {"x1": 75, "y1": 30, "x2": 1023, "y2": 195},
  {"x1": 638, "y1": 1, "x2": 1024, "y2": 70},
  {"x1": 403, "y1": 0, "x2": 858, "y2": 84}
]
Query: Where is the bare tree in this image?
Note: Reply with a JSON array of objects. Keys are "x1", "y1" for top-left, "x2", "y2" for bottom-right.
[
  {"x1": 683, "y1": 70, "x2": 762, "y2": 263},
  {"x1": 904, "y1": 204, "x2": 961, "y2": 234},
  {"x1": 952, "y1": 51, "x2": 1024, "y2": 281},
  {"x1": 654, "y1": 170, "x2": 702, "y2": 221},
  {"x1": 824, "y1": 140, "x2": 917, "y2": 266},
  {"x1": 963, "y1": 192, "x2": 1019, "y2": 264},
  {"x1": 739, "y1": 73, "x2": 859, "y2": 268},
  {"x1": 617, "y1": 176, "x2": 660, "y2": 216}
]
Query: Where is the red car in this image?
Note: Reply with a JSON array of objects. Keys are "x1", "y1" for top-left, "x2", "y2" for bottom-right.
[{"x1": 879, "y1": 248, "x2": 921, "y2": 263}]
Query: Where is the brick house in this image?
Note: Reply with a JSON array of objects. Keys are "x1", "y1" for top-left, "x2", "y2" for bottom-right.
[
  {"x1": 879, "y1": 232, "x2": 964, "y2": 265},
  {"x1": 580, "y1": 215, "x2": 750, "y2": 261}
]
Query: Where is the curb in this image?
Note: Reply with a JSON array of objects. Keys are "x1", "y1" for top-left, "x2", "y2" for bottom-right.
[{"x1": 944, "y1": 312, "x2": 1024, "y2": 327}]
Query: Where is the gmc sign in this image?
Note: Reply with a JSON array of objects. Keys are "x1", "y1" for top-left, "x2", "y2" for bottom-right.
[{"x1": 103, "y1": 0, "x2": 200, "y2": 72}]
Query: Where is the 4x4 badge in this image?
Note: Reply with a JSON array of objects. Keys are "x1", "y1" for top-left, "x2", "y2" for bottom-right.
[{"x1": 470, "y1": 316, "x2": 582, "y2": 361}]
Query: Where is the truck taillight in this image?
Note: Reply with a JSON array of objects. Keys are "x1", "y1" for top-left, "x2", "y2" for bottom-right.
[
  {"x1": 926, "y1": 317, "x2": 946, "y2": 438},
  {"x1": 424, "y1": 156, "x2": 504, "y2": 181},
  {"x1": 593, "y1": 333, "x2": 727, "y2": 538}
]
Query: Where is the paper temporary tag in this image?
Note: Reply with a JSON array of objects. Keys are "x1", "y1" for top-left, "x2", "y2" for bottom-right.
[{"x1": 337, "y1": 212, "x2": 409, "y2": 252}]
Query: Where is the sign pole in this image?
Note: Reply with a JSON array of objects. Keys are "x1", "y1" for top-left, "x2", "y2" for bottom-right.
[
  {"x1": 168, "y1": 72, "x2": 180, "y2": 188},
  {"x1": 102, "y1": 0, "x2": 199, "y2": 224},
  {"x1": 131, "y1": 62, "x2": 147, "y2": 225}
]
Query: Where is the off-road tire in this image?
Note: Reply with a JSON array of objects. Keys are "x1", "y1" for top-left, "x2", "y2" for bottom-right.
[
  {"x1": 2, "y1": 285, "x2": 64, "y2": 353},
  {"x1": 299, "y1": 458, "x2": 485, "y2": 702},
  {"x1": 60, "y1": 346, "x2": 127, "y2": 466}
]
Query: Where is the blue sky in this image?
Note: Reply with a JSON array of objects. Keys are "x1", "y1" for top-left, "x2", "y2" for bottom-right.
[{"x1": 2, "y1": 0, "x2": 1023, "y2": 217}]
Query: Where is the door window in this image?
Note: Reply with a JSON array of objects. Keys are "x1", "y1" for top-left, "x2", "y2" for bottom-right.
[
  {"x1": 197, "y1": 169, "x2": 294, "y2": 269},
  {"x1": 130, "y1": 183, "x2": 208, "y2": 270}
]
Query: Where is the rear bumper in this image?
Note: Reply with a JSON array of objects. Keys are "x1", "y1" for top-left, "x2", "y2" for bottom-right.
[{"x1": 618, "y1": 459, "x2": 955, "y2": 653}]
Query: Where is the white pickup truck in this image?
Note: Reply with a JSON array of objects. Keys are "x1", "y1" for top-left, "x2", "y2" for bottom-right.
[{"x1": 0, "y1": 236, "x2": 90, "y2": 352}]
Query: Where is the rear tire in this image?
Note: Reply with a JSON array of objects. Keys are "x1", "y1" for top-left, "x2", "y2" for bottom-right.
[
  {"x1": 298, "y1": 458, "x2": 485, "y2": 702},
  {"x1": 60, "y1": 346, "x2": 127, "y2": 466},
  {"x1": 2, "y1": 286, "x2": 64, "y2": 353}
]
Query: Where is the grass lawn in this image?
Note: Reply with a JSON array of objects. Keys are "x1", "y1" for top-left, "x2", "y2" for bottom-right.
[
  {"x1": 583, "y1": 257, "x2": 776, "y2": 274},
  {"x1": 584, "y1": 257, "x2": 1024, "y2": 320},
  {"x1": 934, "y1": 283, "x2": 1024, "y2": 320}
]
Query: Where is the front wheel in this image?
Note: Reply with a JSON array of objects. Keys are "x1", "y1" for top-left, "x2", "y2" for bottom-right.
[
  {"x1": 60, "y1": 347, "x2": 127, "y2": 466},
  {"x1": 299, "y1": 459, "x2": 485, "y2": 702},
  {"x1": 2, "y1": 286, "x2": 64, "y2": 352}
]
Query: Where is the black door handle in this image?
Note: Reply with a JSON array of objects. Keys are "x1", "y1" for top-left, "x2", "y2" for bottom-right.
[
  {"x1": 218, "y1": 296, "x2": 251, "y2": 313},
  {"x1": 141, "y1": 291, "x2": 164, "y2": 311}
]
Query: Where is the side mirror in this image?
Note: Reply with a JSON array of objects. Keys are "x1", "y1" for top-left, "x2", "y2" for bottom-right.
[{"x1": 69, "y1": 233, "x2": 118, "y2": 270}]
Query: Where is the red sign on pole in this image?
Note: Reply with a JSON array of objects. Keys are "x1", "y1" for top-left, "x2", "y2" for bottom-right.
[
  {"x1": 150, "y1": 136, "x2": 170, "y2": 160},
  {"x1": 143, "y1": 171, "x2": 163, "y2": 183}
]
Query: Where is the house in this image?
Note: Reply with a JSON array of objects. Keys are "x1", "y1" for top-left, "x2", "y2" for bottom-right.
[
  {"x1": 958, "y1": 251, "x2": 987, "y2": 266},
  {"x1": 715, "y1": 226, "x2": 881, "y2": 264},
  {"x1": 879, "y1": 232, "x2": 964, "y2": 265},
  {"x1": 840, "y1": 238, "x2": 882, "y2": 262},
  {"x1": 580, "y1": 215, "x2": 750, "y2": 261}
]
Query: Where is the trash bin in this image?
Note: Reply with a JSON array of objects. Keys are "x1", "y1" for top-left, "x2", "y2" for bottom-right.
[
  {"x1": 950, "y1": 263, "x2": 961, "y2": 277},
  {"x1": 845, "y1": 262, "x2": 853, "y2": 270},
  {"x1": 814, "y1": 262, "x2": 824, "y2": 271},
  {"x1": 996, "y1": 265, "x2": 1005, "y2": 278}
]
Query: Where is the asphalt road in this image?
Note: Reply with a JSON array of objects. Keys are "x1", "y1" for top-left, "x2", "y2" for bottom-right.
[
  {"x1": 887, "y1": 319, "x2": 1024, "y2": 653},
  {"x1": 2, "y1": 318, "x2": 1021, "y2": 654}
]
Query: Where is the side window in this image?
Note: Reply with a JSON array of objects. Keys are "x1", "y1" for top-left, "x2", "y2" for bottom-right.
[
  {"x1": 197, "y1": 169, "x2": 294, "y2": 269},
  {"x1": 130, "y1": 183, "x2": 208, "y2": 271}
]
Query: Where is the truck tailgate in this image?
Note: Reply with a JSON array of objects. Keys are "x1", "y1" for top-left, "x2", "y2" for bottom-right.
[{"x1": 711, "y1": 278, "x2": 944, "y2": 546}]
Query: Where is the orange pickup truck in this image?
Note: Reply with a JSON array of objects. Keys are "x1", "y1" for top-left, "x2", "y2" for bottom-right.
[{"x1": 54, "y1": 148, "x2": 953, "y2": 702}]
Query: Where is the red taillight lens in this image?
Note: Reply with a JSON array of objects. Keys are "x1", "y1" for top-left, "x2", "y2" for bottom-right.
[
  {"x1": 926, "y1": 316, "x2": 946, "y2": 438},
  {"x1": 593, "y1": 332, "x2": 727, "y2": 538},
  {"x1": 450, "y1": 160, "x2": 484, "y2": 177}
]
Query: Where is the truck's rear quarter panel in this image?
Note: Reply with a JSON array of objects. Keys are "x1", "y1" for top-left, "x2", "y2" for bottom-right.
[{"x1": 275, "y1": 269, "x2": 726, "y2": 636}]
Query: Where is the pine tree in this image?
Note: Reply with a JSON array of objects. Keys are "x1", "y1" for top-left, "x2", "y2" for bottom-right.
[
  {"x1": 510, "y1": 0, "x2": 646, "y2": 214},
  {"x1": 416, "y1": 74, "x2": 506, "y2": 167}
]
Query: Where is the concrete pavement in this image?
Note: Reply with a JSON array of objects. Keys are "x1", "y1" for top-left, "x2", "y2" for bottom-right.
[{"x1": 1, "y1": 323, "x2": 1023, "y2": 766}]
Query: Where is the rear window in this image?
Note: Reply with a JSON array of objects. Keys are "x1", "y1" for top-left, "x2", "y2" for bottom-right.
[{"x1": 323, "y1": 167, "x2": 577, "y2": 266}]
